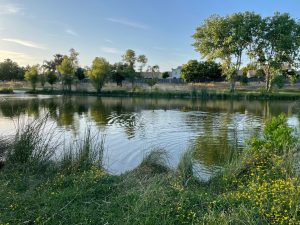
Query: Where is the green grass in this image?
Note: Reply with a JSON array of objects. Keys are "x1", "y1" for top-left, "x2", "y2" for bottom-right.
[{"x1": 0, "y1": 115, "x2": 299, "y2": 224}]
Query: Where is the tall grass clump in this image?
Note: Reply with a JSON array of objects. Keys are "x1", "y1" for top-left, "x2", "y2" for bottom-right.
[
  {"x1": 177, "y1": 149, "x2": 194, "y2": 186},
  {"x1": 5, "y1": 116, "x2": 59, "y2": 171},
  {"x1": 137, "y1": 148, "x2": 169, "y2": 175},
  {"x1": 61, "y1": 129, "x2": 106, "y2": 172}
]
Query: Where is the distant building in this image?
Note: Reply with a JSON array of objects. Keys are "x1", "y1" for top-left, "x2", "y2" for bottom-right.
[
  {"x1": 171, "y1": 66, "x2": 181, "y2": 79},
  {"x1": 247, "y1": 70, "x2": 256, "y2": 78}
]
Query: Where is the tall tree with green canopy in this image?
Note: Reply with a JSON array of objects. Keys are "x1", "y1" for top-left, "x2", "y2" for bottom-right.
[
  {"x1": 146, "y1": 65, "x2": 159, "y2": 90},
  {"x1": 111, "y1": 62, "x2": 127, "y2": 86},
  {"x1": 87, "y1": 57, "x2": 111, "y2": 93},
  {"x1": 57, "y1": 56, "x2": 75, "y2": 91},
  {"x1": 0, "y1": 59, "x2": 24, "y2": 80},
  {"x1": 69, "y1": 48, "x2": 79, "y2": 68},
  {"x1": 249, "y1": 12, "x2": 300, "y2": 91},
  {"x1": 193, "y1": 12, "x2": 262, "y2": 92},
  {"x1": 24, "y1": 66, "x2": 39, "y2": 91},
  {"x1": 122, "y1": 49, "x2": 139, "y2": 89},
  {"x1": 137, "y1": 55, "x2": 148, "y2": 72},
  {"x1": 46, "y1": 71, "x2": 58, "y2": 89},
  {"x1": 122, "y1": 49, "x2": 136, "y2": 68}
]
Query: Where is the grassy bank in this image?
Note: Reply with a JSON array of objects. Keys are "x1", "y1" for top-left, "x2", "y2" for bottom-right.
[
  {"x1": 0, "y1": 88, "x2": 13, "y2": 94},
  {"x1": 0, "y1": 115, "x2": 299, "y2": 224},
  {"x1": 25, "y1": 88, "x2": 300, "y2": 100}
]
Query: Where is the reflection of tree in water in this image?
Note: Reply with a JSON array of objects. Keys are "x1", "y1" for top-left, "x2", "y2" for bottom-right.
[
  {"x1": 90, "y1": 98, "x2": 111, "y2": 125},
  {"x1": 25, "y1": 99, "x2": 40, "y2": 117},
  {"x1": 0, "y1": 100, "x2": 26, "y2": 117},
  {"x1": 108, "y1": 112, "x2": 143, "y2": 139},
  {"x1": 192, "y1": 113, "x2": 240, "y2": 167},
  {"x1": 56, "y1": 97, "x2": 75, "y2": 127}
]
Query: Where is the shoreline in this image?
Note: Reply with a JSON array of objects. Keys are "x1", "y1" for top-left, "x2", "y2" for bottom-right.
[{"x1": 19, "y1": 88, "x2": 300, "y2": 100}]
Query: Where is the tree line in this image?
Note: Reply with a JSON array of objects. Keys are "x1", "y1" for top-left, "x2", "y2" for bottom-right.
[
  {"x1": 1, "y1": 48, "x2": 162, "y2": 93},
  {"x1": 193, "y1": 12, "x2": 300, "y2": 92}
]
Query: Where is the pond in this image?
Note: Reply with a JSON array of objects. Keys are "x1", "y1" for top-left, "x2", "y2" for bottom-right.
[{"x1": 0, "y1": 94, "x2": 299, "y2": 179}]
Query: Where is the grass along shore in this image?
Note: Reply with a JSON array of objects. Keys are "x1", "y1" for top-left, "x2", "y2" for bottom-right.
[
  {"x1": 0, "y1": 114, "x2": 299, "y2": 224},
  {"x1": 1, "y1": 87, "x2": 299, "y2": 100},
  {"x1": 2, "y1": 81, "x2": 300, "y2": 100}
]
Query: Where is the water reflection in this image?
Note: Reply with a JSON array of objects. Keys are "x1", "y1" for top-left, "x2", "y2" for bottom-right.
[{"x1": 0, "y1": 95, "x2": 299, "y2": 175}]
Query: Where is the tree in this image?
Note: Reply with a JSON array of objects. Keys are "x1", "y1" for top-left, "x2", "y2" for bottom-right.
[
  {"x1": 39, "y1": 73, "x2": 47, "y2": 89},
  {"x1": 122, "y1": 49, "x2": 136, "y2": 68},
  {"x1": 43, "y1": 54, "x2": 64, "y2": 72},
  {"x1": 69, "y1": 48, "x2": 79, "y2": 68},
  {"x1": 249, "y1": 12, "x2": 300, "y2": 91},
  {"x1": 75, "y1": 67, "x2": 85, "y2": 81},
  {"x1": 137, "y1": 55, "x2": 148, "y2": 72},
  {"x1": 122, "y1": 50, "x2": 140, "y2": 89},
  {"x1": 57, "y1": 56, "x2": 75, "y2": 91},
  {"x1": 46, "y1": 71, "x2": 58, "y2": 89},
  {"x1": 193, "y1": 12, "x2": 262, "y2": 92},
  {"x1": 181, "y1": 60, "x2": 199, "y2": 82},
  {"x1": 162, "y1": 71, "x2": 170, "y2": 79},
  {"x1": 25, "y1": 66, "x2": 39, "y2": 91},
  {"x1": 111, "y1": 62, "x2": 127, "y2": 86},
  {"x1": 146, "y1": 65, "x2": 159, "y2": 90},
  {"x1": 87, "y1": 57, "x2": 111, "y2": 93},
  {"x1": 181, "y1": 60, "x2": 222, "y2": 82},
  {"x1": 0, "y1": 59, "x2": 24, "y2": 80}
]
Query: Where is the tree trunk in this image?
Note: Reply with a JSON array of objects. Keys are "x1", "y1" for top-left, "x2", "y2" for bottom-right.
[{"x1": 230, "y1": 78, "x2": 235, "y2": 93}]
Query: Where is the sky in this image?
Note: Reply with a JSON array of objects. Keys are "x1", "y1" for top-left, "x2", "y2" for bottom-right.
[{"x1": 0, "y1": 0, "x2": 300, "y2": 71}]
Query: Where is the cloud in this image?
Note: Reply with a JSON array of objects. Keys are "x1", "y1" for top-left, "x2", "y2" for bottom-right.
[
  {"x1": 101, "y1": 47, "x2": 121, "y2": 54},
  {"x1": 104, "y1": 39, "x2": 113, "y2": 44},
  {"x1": 106, "y1": 18, "x2": 148, "y2": 29},
  {"x1": 0, "y1": 50, "x2": 34, "y2": 64},
  {"x1": 66, "y1": 29, "x2": 78, "y2": 36},
  {"x1": 2, "y1": 38, "x2": 47, "y2": 50},
  {"x1": 0, "y1": 3, "x2": 23, "y2": 15}
]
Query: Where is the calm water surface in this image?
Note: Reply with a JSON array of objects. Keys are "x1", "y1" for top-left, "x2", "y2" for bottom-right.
[{"x1": 0, "y1": 94, "x2": 300, "y2": 179}]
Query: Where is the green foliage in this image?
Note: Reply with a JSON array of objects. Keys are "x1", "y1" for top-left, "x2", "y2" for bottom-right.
[
  {"x1": 87, "y1": 57, "x2": 111, "y2": 93},
  {"x1": 111, "y1": 62, "x2": 127, "y2": 86},
  {"x1": 240, "y1": 75, "x2": 248, "y2": 85},
  {"x1": 162, "y1": 71, "x2": 170, "y2": 79},
  {"x1": 0, "y1": 88, "x2": 13, "y2": 94},
  {"x1": 146, "y1": 65, "x2": 159, "y2": 89},
  {"x1": 222, "y1": 114, "x2": 299, "y2": 224},
  {"x1": 6, "y1": 117, "x2": 58, "y2": 170},
  {"x1": 250, "y1": 12, "x2": 300, "y2": 91},
  {"x1": 75, "y1": 67, "x2": 85, "y2": 81},
  {"x1": 39, "y1": 73, "x2": 47, "y2": 88},
  {"x1": 193, "y1": 12, "x2": 262, "y2": 91},
  {"x1": 122, "y1": 49, "x2": 136, "y2": 68},
  {"x1": 283, "y1": 69, "x2": 299, "y2": 85},
  {"x1": 177, "y1": 150, "x2": 193, "y2": 186},
  {"x1": 43, "y1": 54, "x2": 64, "y2": 72},
  {"x1": 181, "y1": 60, "x2": 222, "y2": 82},
  {"x1": 57, "y1": 56, "x2": 75, "y2": 91},
  {"x1": 0, "y1": 59, "x2": 24, "y2": 81},
  {"x1": 24, "y1": 66, "x2": 39, "y2": 91},
  {"x1": 137, "y1": 54, "x2": 148, "y2": 72},
  {"x1": 271, "y1": 75, "x2": 285, "y2": 89},
  {"x1": 46, "y1": 71, "x2": 58, "y2": 87}
]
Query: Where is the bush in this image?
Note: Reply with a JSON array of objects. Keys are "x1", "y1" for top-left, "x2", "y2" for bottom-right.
[
  {"x1": 240, "y1": 75, "x2": 248, "y2": 85},
  {"x1": 0, "y1": 88, "x2": 13, "y2": 94}
]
